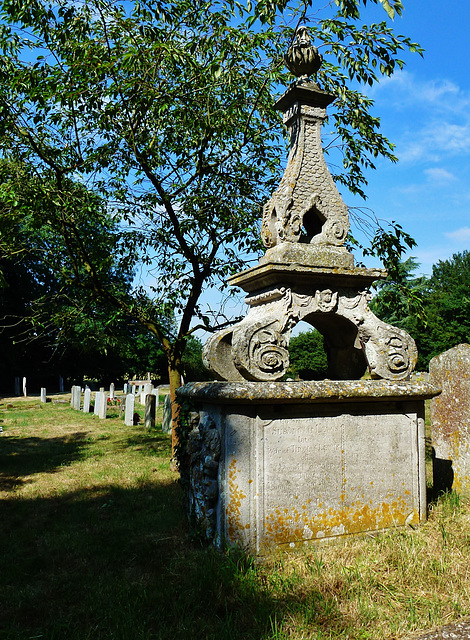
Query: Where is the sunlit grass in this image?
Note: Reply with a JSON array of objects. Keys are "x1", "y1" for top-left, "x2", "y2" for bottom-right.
[{"x1": 1, "y1": 395, "x2": 470, "y2": 639}]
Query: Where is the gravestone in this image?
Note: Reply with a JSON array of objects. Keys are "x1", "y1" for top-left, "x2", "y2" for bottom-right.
[
  {"x1": 83, "y1": 387, "x2": 91, "y2": 413},
  {"x1": 40, "y1": 388, "x2": 47, "y2": 403},
  {"x1": 98, "y1": 391, "x2": 107, "y2": 420},
  {"x1": 145, "y1": 394, "x2": 156, "y2": 430},
  {"x1": 123, "y1": 383, "x2": 128, "y2": 395},
  {"x1": 430, "y1": 344, "x2": 470, "y2": 494},
  {"x1": 94, "y1": 391, "x2": 101, "y2": 416},
  {"x1": 23, "y1": 377, "x2": 27, "y2": 397},
  {"x1": 177, "y1": 28, "x2": 440, "y2": 553},
  {"x1": 109, "y1": 382, "x2": 115, "y2": 401},
  {"x1": 124, "y1": 393, "x2": 135, "y2": 427},
  {"x1": 71, "y1": 385, "x2": 81, "y2": 410},
  {"x1": 162, "y1": 394, "x2": 172, "y2": 434},
  {"x1": 152, "y1": 388, "x2": 159, "y2": 409},
  {"x1": 140, "y1": 382, "x2": 153, "y2": 406}
]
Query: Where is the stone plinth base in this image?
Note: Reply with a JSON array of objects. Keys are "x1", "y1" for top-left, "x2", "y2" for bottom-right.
[{"x1": 177, "y1": 381, "x2": 439, "y2": 554}]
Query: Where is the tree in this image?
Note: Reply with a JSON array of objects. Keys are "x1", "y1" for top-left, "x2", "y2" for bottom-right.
[
  {"x1": 0, "y1": 0, "x2": 422, "y2": 452},
  {"x1": 288, "y1": 329, "x2": 328, "y2": 380},
  {"x1": 0, "y1": 158, "x2": 145, "y2": 387},
  {"x1": 418, "y1": 252, "x2": 470, "y2": 367}
]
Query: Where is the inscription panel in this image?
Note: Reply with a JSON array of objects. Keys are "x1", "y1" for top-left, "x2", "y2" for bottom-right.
[{"x1": 261, "y1": 412, "x2": 418, "y2": 545}]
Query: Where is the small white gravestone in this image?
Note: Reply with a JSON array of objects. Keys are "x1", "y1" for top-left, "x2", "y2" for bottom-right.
[
  {"x1": 141, "y1": 382, "x2": 153, "y2": 406},
  {"x1": 98, "y1": 391, "x2": 107, "y2": 420},
  {"x1": 23, "y1": 376, "x2": 27, "y2": 397},
  {"x1": 152, "y1": 388, "x2": 159, "y2": 409},
  {"x1": 109, "y1": 382, "x2": 115, "y2": 401},
  {"x1": 71, "y1": 385, "x2": 81, "y2": 410},
  {"x1": 123, "y1": 383, "x2": 128, "y2": 394},
  {"x1": 40, "y1": 388, "x2": 47, "y2": 403},
  {"x1": 124, "y1": 393, "x2": 135, "y2": 427},
  {"x1": 161, "y1": 394, "x2": 172, "y2": 434},
  {"x1": 83, "y1": 387, "x2": 91, "y2": 413},
  {"x1": 94, "y1": 391, "x2": 101, "y2": 415}
]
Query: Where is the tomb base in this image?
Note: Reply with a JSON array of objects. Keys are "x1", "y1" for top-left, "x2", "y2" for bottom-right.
[{"x1": 177, "y1": 380, "x2": 440, "y2": 554}]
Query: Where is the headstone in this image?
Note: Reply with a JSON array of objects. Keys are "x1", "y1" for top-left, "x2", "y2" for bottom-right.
[
  {"x1": 94, "y1": 391, "x2": 101, "y2": 416},
  {"x1": 98, "y1": 391, "x2": 107, "y2": 420},
  {"x1": 109, "y1": 382, "x2": 115, "y2": 401},
  {"x1": 145, "y1": 394, "x2": 156, "y2": 430},
  {"x1": 162, "y1": 394, "x2": 172, "y2": 434},
  {"x1": 141, "y1": 382, "x2": 153, "y2": 406},
  {"x1": 23, "y1": 377, "x2": 27, "y2": 397},
  {"x1": 75, "y1": 386, "x2": 82, "y2": 410},
  {"x1": 430, "y1": 344, "x2": 470, "y2": 494},
  {"x1": 124, "y1": 393, "x2": 135, "y2": 427},
  {"x1": 40, "y1": 388, "x2": 47, "y2": 403},
  {"x1": 123, "y1": 383, "x2": 128, "y2": 395},
  {"x1": 83, "y1": 387, "x2": 91, "y2": 413},
  {"x1": 152, "y1": 388, "x2": 159, "y2": 409},
  {"x1": 71, "y1": 385, "x2": 81, "y2": 410}
]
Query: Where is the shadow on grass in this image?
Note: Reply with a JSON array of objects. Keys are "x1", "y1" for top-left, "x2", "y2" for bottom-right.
[
  {"x1": 0, "y1": 475, "x2": 352, "y2": 640},
  {"x1": 0, "y1": 433, "x2": 90, "y2": 490}
]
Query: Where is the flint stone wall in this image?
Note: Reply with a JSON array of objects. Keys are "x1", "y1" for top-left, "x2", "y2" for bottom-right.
[
  {"x1": 430, "y1": 344, "x2": 470, "y2": 494},
  {"x1": 178, "y1": 380, "x2": 438, "y2": 554}
]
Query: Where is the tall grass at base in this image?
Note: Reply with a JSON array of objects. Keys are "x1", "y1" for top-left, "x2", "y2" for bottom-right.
[{"x1": 1, "y1": 396, "x2": 470, "y2": 640}]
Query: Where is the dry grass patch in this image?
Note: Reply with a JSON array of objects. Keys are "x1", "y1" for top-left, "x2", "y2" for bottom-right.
[{"x1": 1, "y1": 396, "x2": 470, "y2": 640}]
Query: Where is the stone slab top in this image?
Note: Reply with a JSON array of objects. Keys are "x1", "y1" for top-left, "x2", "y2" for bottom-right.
[
  {"x1": 177, "y1": 380, "x2": 441, "y2": 405},
  {"x1": 227, "y1": 262, "x2": 387, "y2": 293}
]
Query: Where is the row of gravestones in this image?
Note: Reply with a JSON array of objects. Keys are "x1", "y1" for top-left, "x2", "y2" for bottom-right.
[{"x1": 69, "y1": 382, "x2": 173, "y2": 433}]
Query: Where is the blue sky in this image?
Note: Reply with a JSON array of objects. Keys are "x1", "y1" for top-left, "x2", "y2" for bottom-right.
[
  {"x1": 196, "y1": 1, "x2": 470, "y2": 329},
  {"x1": 345, "y1": 0, "x2": 470, "y2": 276}
]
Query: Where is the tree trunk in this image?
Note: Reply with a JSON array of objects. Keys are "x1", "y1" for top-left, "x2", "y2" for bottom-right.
[{"x1": 167, "y1": 358, "x2": 183, "y2": 464}]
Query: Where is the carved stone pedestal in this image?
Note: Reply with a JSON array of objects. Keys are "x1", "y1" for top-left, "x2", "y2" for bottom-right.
[{"x1": 177, "y1": 380, "x2": 439, "y2": 553}]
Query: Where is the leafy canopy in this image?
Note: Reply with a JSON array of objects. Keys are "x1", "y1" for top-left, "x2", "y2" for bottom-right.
[{"x1": 0, "y1": 0, "x2": 422, "y2": 387}]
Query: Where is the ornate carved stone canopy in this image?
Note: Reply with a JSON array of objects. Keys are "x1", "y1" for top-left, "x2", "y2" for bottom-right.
[{"x1": 203, "y1": 28, "x2": 417, "y2": 383}]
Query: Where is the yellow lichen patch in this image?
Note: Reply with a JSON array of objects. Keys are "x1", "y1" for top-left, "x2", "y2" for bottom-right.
[
  {"x1": 226, "y1": 457, "x2": 247, "y2": 542},
  {"x1": 264, "y1": 494, "x2": 418, "y2": 545}
]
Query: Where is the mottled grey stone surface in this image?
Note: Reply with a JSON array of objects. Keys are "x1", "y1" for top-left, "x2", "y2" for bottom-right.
[
  {"x1": 203, "y1": 72, "x2": 417, "y2": 384},
  {"x1": 178, "y1": 380, "x2": 440, "y2": 405},
  {"x1": 430, "y1": 343, "x2": 470, "y2": 494},
  {"x1": 177, "y1": 381, "x2": 436, "y2": 553}
]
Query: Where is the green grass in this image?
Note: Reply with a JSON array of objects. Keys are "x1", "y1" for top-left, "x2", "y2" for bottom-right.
[{"x1": 1, "y1": 396, "x2": 470, "y2": 639}]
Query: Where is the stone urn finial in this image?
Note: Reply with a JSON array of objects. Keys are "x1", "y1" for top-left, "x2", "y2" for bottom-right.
[{"x1": 284, "y1": 26, "x2": 322, "y2": 79}]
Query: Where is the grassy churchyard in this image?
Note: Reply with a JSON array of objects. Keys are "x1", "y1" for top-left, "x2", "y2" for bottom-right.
[{"x1": 1, "y1": 395, "x2": 470, "y2": 640}]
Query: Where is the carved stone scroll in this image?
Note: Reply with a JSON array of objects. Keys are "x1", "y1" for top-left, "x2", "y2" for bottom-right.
[{"x1": 203, "y1": 286, "x2": 417, "y2": 382}]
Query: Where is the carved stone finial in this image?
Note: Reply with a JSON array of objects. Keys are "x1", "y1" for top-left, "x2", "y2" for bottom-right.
[{"x1": 284, "y1": 26, "x2": 322, "y2": 79}]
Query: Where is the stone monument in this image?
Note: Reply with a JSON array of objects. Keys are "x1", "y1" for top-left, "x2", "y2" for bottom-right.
[
  {"x1": 430, "y1": 344, "x2": 470, "y2": 495},
  {"x1": 177, "y1": 28, "x2": 440, "y2": 553}
]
